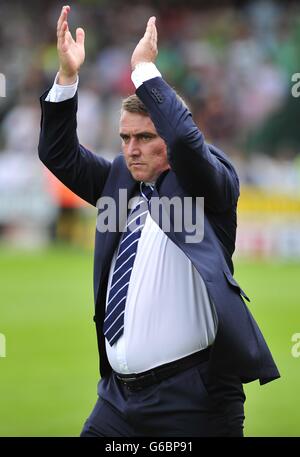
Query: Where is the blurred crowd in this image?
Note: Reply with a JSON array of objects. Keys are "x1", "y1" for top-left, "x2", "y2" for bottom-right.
[{"x1": 1, "y1": 0, "x2": 300, "y2": 252}]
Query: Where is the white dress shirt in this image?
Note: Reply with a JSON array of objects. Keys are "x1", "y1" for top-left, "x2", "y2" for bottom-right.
[{"x1": 45, "y1": 63, "x2": 218, "y2": 374}]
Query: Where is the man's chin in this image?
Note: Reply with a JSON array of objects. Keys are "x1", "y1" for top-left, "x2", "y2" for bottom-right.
[{"x1": 130, "y1": 170, "x2": 148, "y2": 182}]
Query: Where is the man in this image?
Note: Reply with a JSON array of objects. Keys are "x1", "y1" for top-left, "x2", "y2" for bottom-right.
[{"x1": 38, "y1": 5, "x2": 280, "y2": 437}]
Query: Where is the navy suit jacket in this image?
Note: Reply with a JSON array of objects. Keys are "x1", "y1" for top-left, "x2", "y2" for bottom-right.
[{"x1": 38, "y1": 76, "x2": 280, "y2": 385}]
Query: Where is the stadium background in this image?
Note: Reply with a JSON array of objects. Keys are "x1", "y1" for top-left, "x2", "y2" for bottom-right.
[{"x1": 0, "y1": 0, "x2": 299, "y2": 436}]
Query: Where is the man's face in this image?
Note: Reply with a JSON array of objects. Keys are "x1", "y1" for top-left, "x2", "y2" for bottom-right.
[{"x1": 120, "y1": 110, "x2": 170, "y2": 182}]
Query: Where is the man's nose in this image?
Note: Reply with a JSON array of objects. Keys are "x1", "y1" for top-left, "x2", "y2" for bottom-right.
[{"x1": 127, "y1": 138, "x2": 141, "y2": 155}]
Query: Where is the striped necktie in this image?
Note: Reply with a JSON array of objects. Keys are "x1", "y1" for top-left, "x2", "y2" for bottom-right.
[{"x1": 103, "y1": 182, "x2": 154, "y2": 346}]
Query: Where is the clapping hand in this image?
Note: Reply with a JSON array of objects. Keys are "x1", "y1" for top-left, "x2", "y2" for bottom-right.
[
  {"x1": 57, "y1": 5, "x2": 85, "y2": 85},
  {"x1": 131, "y1": 16, "x2": 158, "y2": 70}
]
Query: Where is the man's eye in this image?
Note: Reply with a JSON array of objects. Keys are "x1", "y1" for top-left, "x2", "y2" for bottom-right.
[
  {"x1": 141, "y1": 135, "x2": 152, "y2": 142},
  {"x1": 121, "y1": 136, "x2": 129, "y2": 143}
]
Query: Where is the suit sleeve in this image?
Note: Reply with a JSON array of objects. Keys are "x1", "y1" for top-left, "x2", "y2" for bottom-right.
[
  {"x1": 38, "y1": 89, "x2": 111, "y2": 207},
  {"x1": 136, "y1": 77, "x2": 239, "y2": 212}
]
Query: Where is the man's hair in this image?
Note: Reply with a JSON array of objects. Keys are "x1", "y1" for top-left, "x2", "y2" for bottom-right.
[
  {"x1": 121, "y1": 92, "x2": 190, "y2": 116},
  {"x1": 121, "y1": 94, "x2": 149, "y2": 116}
]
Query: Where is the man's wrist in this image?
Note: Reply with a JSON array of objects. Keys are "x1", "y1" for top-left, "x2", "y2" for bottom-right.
[
  {"x1": 45, "y1": 72, "x2": 78, "y2": 103},
  {"x1": 57, "y1": 69, "x2": 78, "y2": 86},
  {"x1": 131, "y1": 62, "x2": 162, "y2": 89},
  {"x1": 132, "y1": 61, "x2": 154, "y2": 71}
]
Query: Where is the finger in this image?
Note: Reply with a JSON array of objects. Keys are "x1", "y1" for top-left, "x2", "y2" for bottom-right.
[
  {"x1": 151, "y1": 18, "x2": 157, "y2": 48},
  {"x1": 57, "y1": 5, "x2": 70, "y2": 35},
  {"x1": 57, "y1": 20, "x2": 68, "y2": 48},
  {"x1": 65, "y1": 30, "x2": 75, "y2": 47},
  {"x1": 153, "y1": 19, "x2": 157, "y2": 44},
  {"x1": 76, "y1": 27, "x2": 85, "y2": 46},
  {"x1": 57, "y1": 6, "x2": 69, "y2": 45},
  {"x1": 144, "y1": 16, "x2": 156, "y2": 40},
  {"x1": 61, "y1": 30, "x2": 74, "y2": 52}
]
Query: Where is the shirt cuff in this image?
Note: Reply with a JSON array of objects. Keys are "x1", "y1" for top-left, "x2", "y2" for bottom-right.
[
  {"x1": 45, "y1": 73, "x2": 79, "y2": 102},
  {"x1": 131, "y1": 62, "x2": 162, "y2": 89}
]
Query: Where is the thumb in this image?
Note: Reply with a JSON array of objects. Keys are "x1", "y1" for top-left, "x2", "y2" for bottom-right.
[{"x1": 76, "y1": 27, "x2": 85, "y2": 46}]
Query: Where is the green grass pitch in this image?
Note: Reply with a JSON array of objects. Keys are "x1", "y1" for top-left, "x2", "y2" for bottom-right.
[{"x1": 0, "y1": 245, "x2": 299, "y2": 436}]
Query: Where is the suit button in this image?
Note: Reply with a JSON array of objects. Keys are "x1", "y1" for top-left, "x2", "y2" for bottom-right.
[{"x1": 151, "y1": 87, "x2": 164, "y2": 103}]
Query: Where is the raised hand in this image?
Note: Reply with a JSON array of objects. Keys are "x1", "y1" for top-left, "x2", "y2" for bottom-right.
[
  {"x1": 131, "y1": 16, "x2": 158, "y2": 70},
  {"x1": 57, "y1": 5, "x2": 85, "y2": 85}
]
